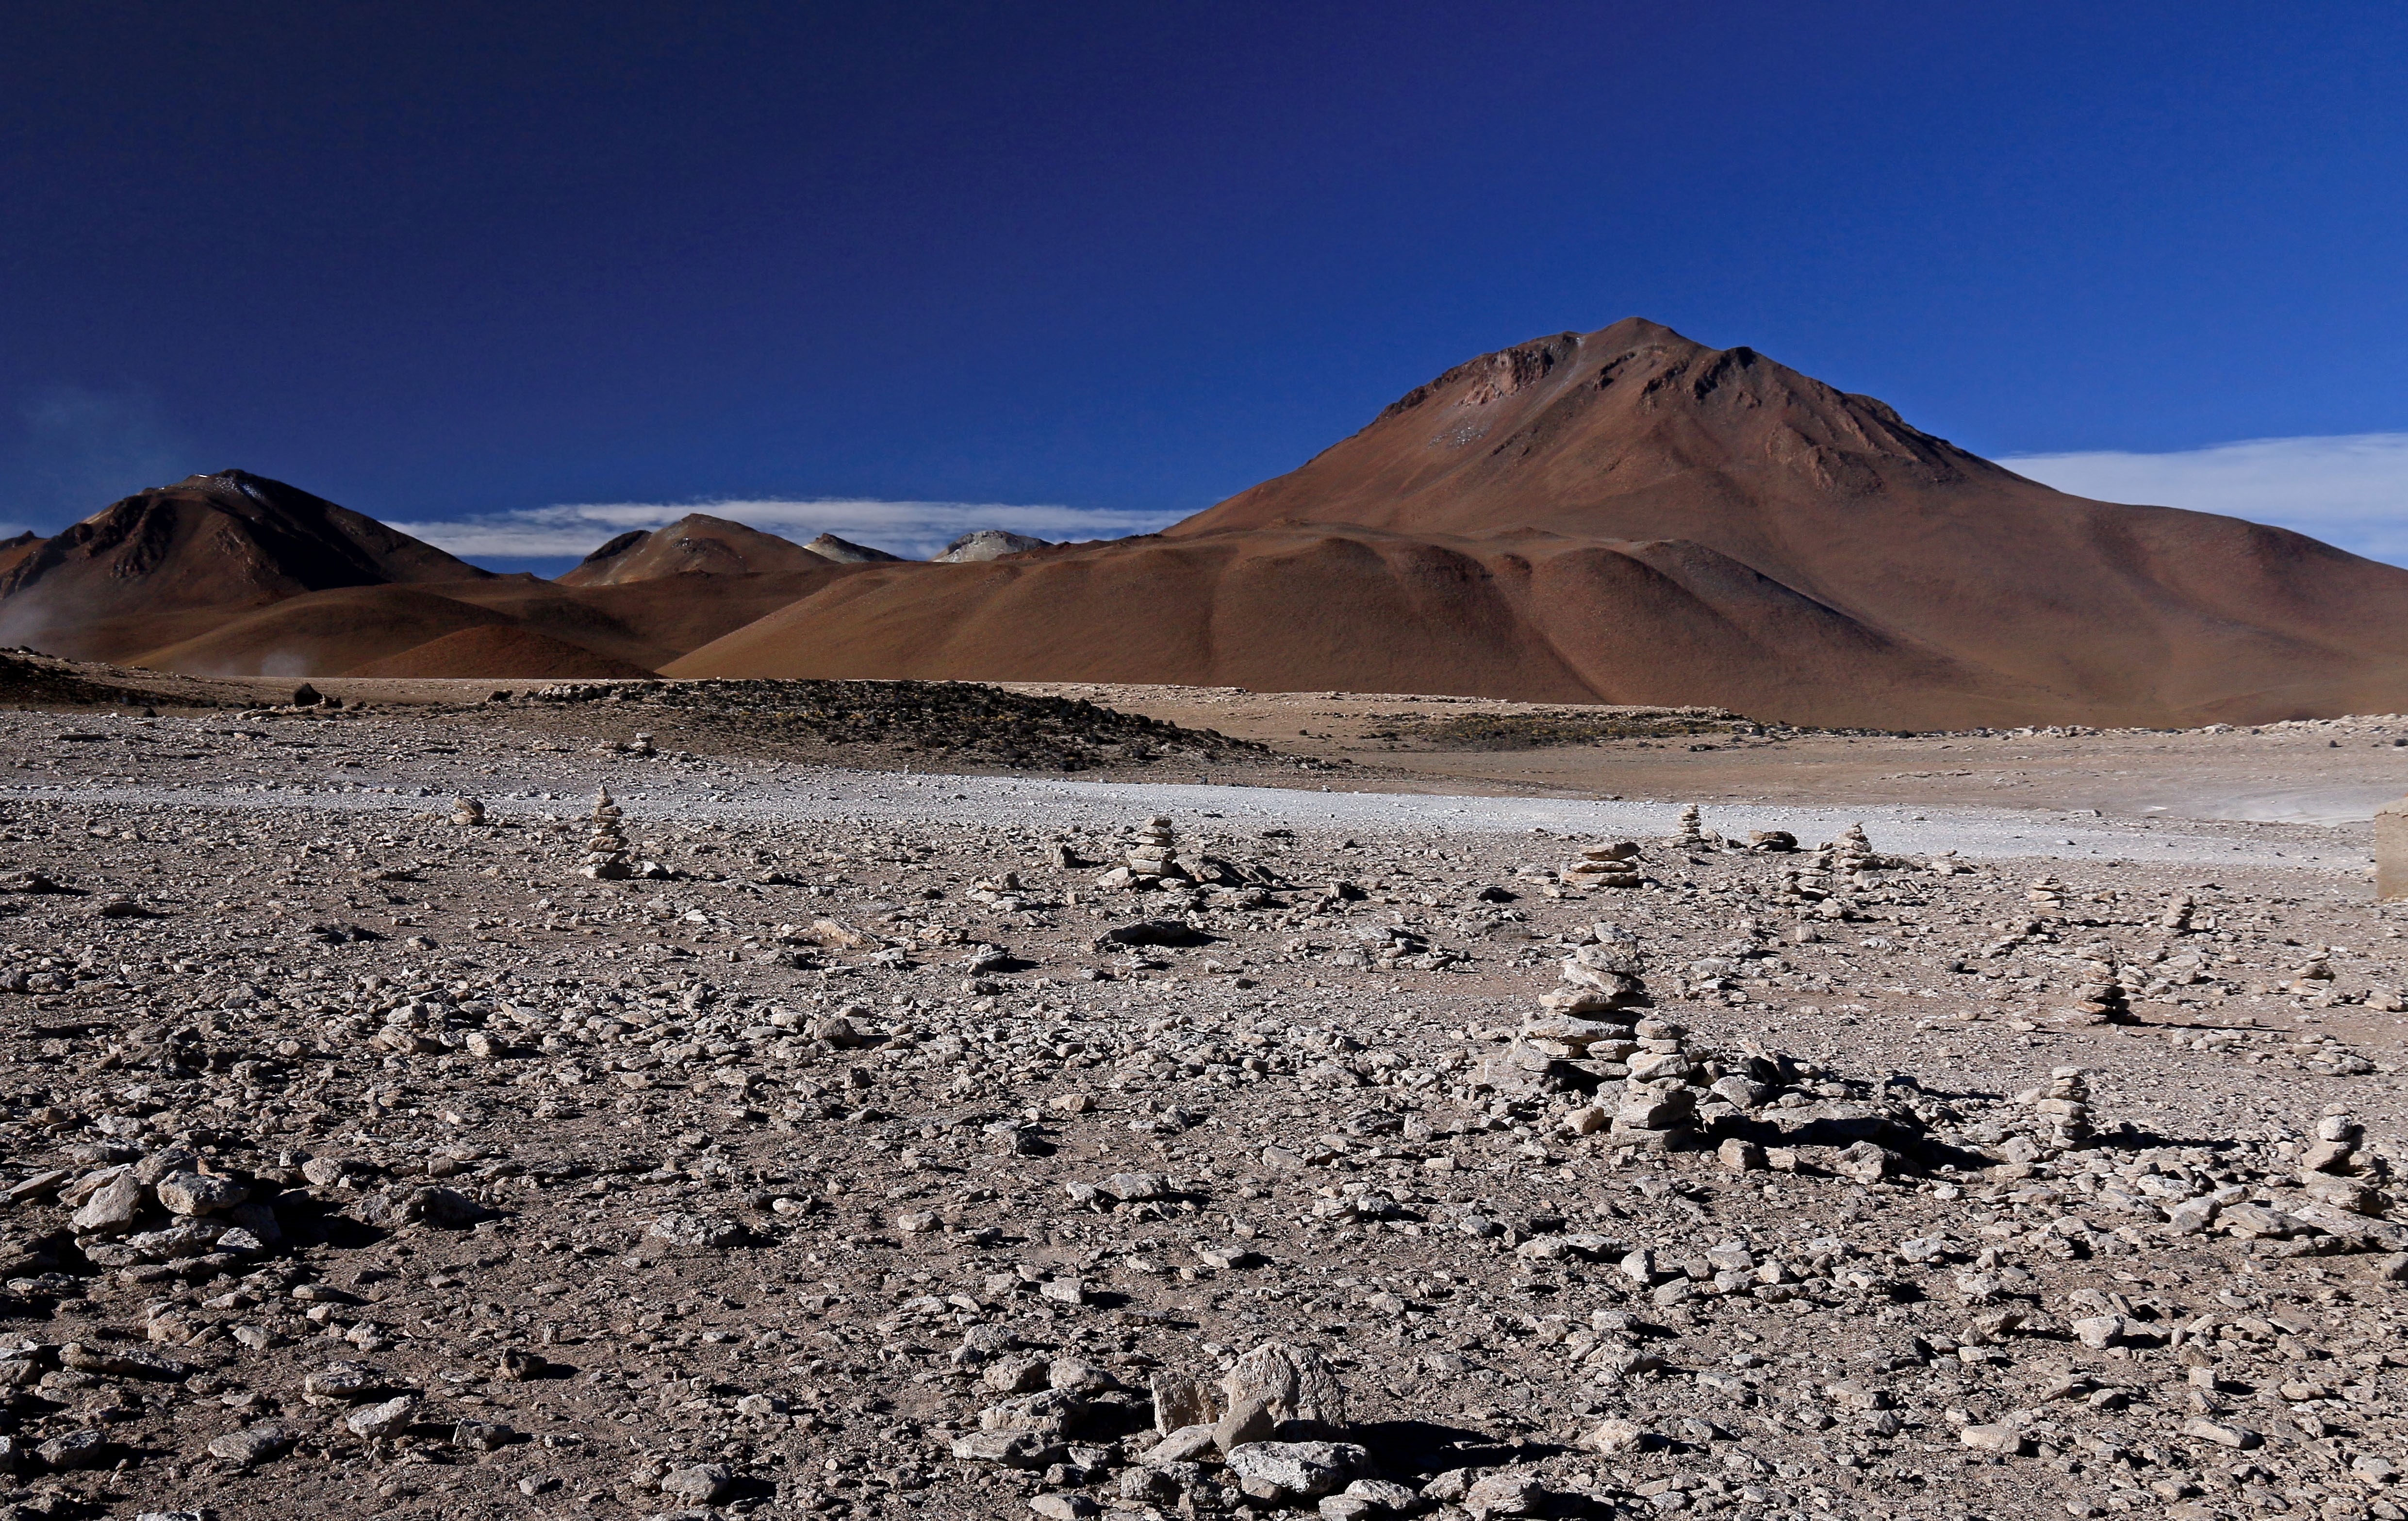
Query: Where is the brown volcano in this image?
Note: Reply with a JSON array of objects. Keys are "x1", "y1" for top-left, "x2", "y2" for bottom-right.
[
  {"x1": 0, "y1": 472, "x2": 856, "y2": 681},
  {"x1": 0, "y1": 470, "x2": 489, "y2": 661},
  {"x1": 669, "y1": 319, "x2": 2408, "y2": 727},
  {"x1": 557, "y1": 513, "x2": 826, "y2": 585},
  {"x1": 18, "y1": 326, "x2": 2408, "y2": 727}
]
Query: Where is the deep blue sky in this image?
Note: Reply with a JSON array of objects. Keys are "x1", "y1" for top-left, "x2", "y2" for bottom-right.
[{"x1": 6, "y1": 1, "x2": 2407, "y2": 563}]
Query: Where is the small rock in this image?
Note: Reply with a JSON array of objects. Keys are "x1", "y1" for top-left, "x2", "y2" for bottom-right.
[
  {"x1": 37, "y1": 1428, "x2": 110, "y2": 1470},
  {"x1": 346, "y1": 1394, "x2": 418, "y2": 1438},
  {"x1": 1151, "y1": 1371, "x2": 1220, "y2": 1434},
  {"x1": 2070, "y1": 1314, "x2": 2124, "y2": 1350},
  {"x1": 645, "y1": 1211, "x2": 746, "y2": 1250},
  {"x1": 2180, "y1": 1418, "x2": 2261, "y2": 1450},
  {"x1": 1343, "y1": 1478, "x2": 1423, "y2": 1512},
  {"x1": 207, "y1": 1423, "x2": 297, "y2": 1464},
  {"x1": 1216, "y1": 1392, "x2": 1277, "y2": 1454},
  {"x1": 1464, "y1": 1470, "x2": 1547, "y2": 1518},
  {"x1": 304, "y1": 1362, "x2": 390, "y2": 1402},
  {"x1": 1224, "y1": 1440, "x2": 1372, "y2": 1500},
  {"x1": 984, "y1": 1355, "x2": 1051, "y2": 1394},
  {"x1": 1219, "y1": 1339, "x2": 1348, "y2": 1429},
  {"x1": 1582, "y1": 1418, "x2": 1652, "y2": 1454},
  {"x1": 1717, "y1": 1137, "x2": 1766, "y2": 1171},
  {"x1": 155, "y1": 1169, "x2": 249, "y2": 1217},
  {"x1": 1145, "y1": 1424, "x2": 1220, "y2": 1466},
  {"x1": 69, "y1": 1170, "x2": 147, "y2": 1235},
  {"x1": 660, "y1": 1463, "x2": 735, "y2": 1504}
]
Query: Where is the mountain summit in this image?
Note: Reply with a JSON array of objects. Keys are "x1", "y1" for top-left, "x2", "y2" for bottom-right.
[
  {"x1": 557, "y1": 513, "x2": 825, "y2": 585},
  {"x1": 1181, "y1": 317, "x2": 1998, "y2": 547},
  {"x1": 669, "y1": 319, "x2": 2408, "y2": 726},
  {"x1": 0, "y1": 470, "x2": 485, "y2": 660}
]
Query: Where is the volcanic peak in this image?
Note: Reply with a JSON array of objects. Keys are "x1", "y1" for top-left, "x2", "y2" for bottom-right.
[
  {"x1": 555, "y1": 513, "x2": 825, "y2": 586},
  {"x1": 0, "y1": 468, "x2": 482, "y2": 609}
]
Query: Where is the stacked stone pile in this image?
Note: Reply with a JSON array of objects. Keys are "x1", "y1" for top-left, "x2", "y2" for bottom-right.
[
  {"x1": 1772, "y1": 823, "x2": 1910, "y2": 909},
  {"x1": 1555, "y1": 924, "x2": 1650, "y2": 1012},
  {"x1": 2296, "y1": 1112, "x2": 2392, "y2": 1214},
  {"x1": 1614, "y1": 1015, "x2": 1702, "y2": 1136},
  {"x1": 2026, "y1": 874, "x2": 2068, "y2": 913},
  {"x1": 57, "y1": 1144, "x2": 302, "y2": 1272},
  {"x1": 1094, "y1": 816, "x2": 1230, "y2": 892},
  {"x1": 580, "y1": 788, "x2": 630, "y2": 879},
  {"x1": 1480, "y1": 925, "x2": 1649, "y2": 1099},
  {"x1": 2052, "y1": 954, "x2": 2135, "y2": 1027},
  {"x1": 2026, "y1": 1066, "x2": 2095, "y2": 1155},
  {"x1": 1561, "y1": 840, "x2": 1643, "y2": 890},
  {"x1": 1821, "y1": 821, "x2": 1899, "y2": 876},
  {"x1": 1673, "y1": 804, "x2": 1732, "y2": 851},
  {"x1": 2303, "y1": 1111, "x2": 2369, "y2": 1176},
  {"x1": 1775, "y1": 862, "x2": 1833, "y2": 909},
  {"x1": 2282, "y1": 952, "x2": 2339, "y2": 1001},
  {"x1": 957, "y1": 1339, "x2": 1380, "y2": 1511}
]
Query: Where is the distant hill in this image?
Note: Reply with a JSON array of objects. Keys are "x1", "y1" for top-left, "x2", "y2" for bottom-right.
[
  {"x1": 666, "y1": 318, "x2": 2408, "y2": 727},
  {"x1": 935, "y1": 529, "x2": 1050, "y2": 562},
  {"x1": 802, "y1": 533, "x2": 904, "y2": 563},
  {"x1": 0, "y1": 471, "x2": 849, "y2": 680},
  {"x1": 0, "y1": 470, "x2": 485, "y2": 661},
  {"x1": 558, "y1": 513, "x2": 826, "y2": 585},
  {"x1": 24, "y1": 321, "x2": 2408, "y2": 729}
]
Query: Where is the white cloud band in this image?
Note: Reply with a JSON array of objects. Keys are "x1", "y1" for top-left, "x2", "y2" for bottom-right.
[
  {"x1": 2003, "y1": 433, "x2": 2408, "y2": 567},
  {"x1": 390, "y1": 498, "x2": 1185, "y2": 563}
]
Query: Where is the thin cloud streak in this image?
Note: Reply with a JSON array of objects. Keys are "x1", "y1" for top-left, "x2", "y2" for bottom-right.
[
  {"x1": 2003, "y1": 432, "x2": 2408, "y2": 567},
  {"x1": 390, "y1": 498, "x2": 1185, "y2": 563}
]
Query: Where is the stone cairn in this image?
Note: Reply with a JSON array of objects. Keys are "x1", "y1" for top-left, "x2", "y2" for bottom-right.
[
  {"x1": 1484, "y1": 927, "x2": 1646, "y2": 1097},
  {"x1": 1825, "y1": 822, "x2": 1884, "y2": 877},
  {"x1": 449, "y1": 796, "x2": 486, "y2": 827},
  {"x1": 1675, "y1": 805, "x2": 1713, "y2": 849},
  {"x1": 2026, "y1": 875, "x2": 2068, "y2": 914},
  {"x1": 1615, "y1": 1015, "x2": 1702, "y2": 1137},
  {"x1": 2298, "y1": 1111, "x2": 2379, "y2": 1206},
  {"x1": 1777, "y1": 823, "x2": 1903, "y2": 909},
  {"x1": 2026, "y1": 1067, "x2": 2095, "y2": 1155},
  {"x1": 2158, "y1": 893, "x2": 2196, "y2": 933},
  {"x1": 1775, "y1": 862, "x2": 1830, "y2": 909},
  {"x1": 1095, "y1": 816, "x2": 1214, "y2": 891},
  {"x1": 1483, "y1": 926, "x2": 1709, "y2": 1143},
  {"x1": 579, "y1": 788, "x2": 633, "y2": 880},
  {"x1": 2056, "y1": 954, "x2": 2134, "y2": 1026},
  {"x1": 1562, "y1": 840, "x2": 1644, "y2": 891}
]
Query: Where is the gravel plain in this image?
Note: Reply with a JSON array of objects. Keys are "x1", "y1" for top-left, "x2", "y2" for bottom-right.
[{"x1": 0, "y1": 685, "x2": 2403, "y2": 1521}]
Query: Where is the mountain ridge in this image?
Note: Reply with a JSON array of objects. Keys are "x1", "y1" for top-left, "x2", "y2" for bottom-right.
[{"x1": 668, "y1": 318, "x2": 2408, "y2": 726}]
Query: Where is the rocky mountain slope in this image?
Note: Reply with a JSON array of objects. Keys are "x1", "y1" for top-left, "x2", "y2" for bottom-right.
[
  {"x1": 15, "y1": 322, "x2": 2408, "y2": 725},
  {"x1": 672, "y1": 320, "x2": 2408, "y2": 727},
  {"x1": 557, "y1": 514, "x2": 828, "y2": 586},
  {"x1": 0, "y1": 471, "x2": 488, "y2": 663},
  {"x1": 0, "y1": 477, "x2": 856, "y2": 680}
]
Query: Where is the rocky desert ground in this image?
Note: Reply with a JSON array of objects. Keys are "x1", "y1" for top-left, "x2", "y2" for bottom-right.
[{"x1": 0, "y1": 659, "x2": 2404, "y2": 1521}]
